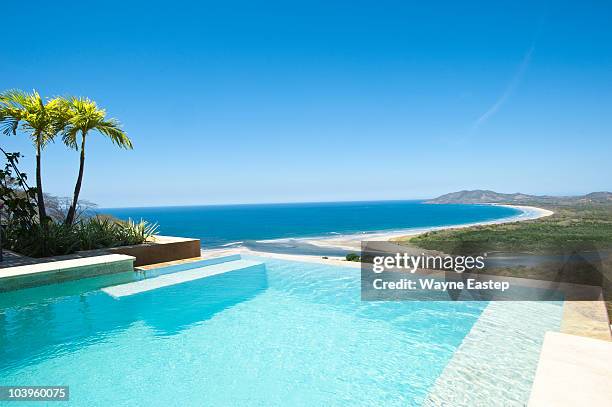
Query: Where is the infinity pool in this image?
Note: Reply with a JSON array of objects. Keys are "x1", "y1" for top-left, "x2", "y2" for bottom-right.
[{"x1": 0, "y1": 257, "x2": 562, "y2": 406}]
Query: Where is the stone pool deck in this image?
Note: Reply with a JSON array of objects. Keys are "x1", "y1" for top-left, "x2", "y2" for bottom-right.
[
  {"x1": 0, "y1": 253, "x2": 135, "y2": 292},
  {"x1": 0, "y1": 235, "x2": 201, "y2": 290},
  {"x1": 528, "y1": 332, "x2": 612, "y2": 406}
]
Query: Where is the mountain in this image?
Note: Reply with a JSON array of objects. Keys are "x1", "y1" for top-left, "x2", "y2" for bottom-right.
[
  {"x1": 581, "y1": 192, "x2": 612, "y2": 203},
  {"x1": 426, "y1": 190, "x2": 612, "y2": 205}
]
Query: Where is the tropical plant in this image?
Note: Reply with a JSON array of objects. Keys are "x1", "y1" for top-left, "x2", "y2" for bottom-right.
[
  {"x1": 0, "y1": 90, "x2": 66, "y2": 221},
  {"x1": 5, "y1": 221, "x2": 80, "y2": 258},
  {"x1": 345, "y1": 253, "x2": 361, "y2": 262},
  {"x1": 0, "y1": 90, "x2": 146, "y2": 258},
  {"x1": 4, "y1": 214, "x2": 158, "y2": 257},
  {"x1": 75, "y1": 215, "x2": 121, "y2": 250},
  {"x1": 59, "y1": 97, "x2": 132, "y2": 225},
  {"x1": 0, "y1": 149, "x2": 38, "y2": 229},
  {"x1": 115, "y1": 218, "x2": 159, "y2": 246}
]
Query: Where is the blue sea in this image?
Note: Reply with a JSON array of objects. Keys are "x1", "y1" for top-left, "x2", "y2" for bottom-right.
[{"x1": 102, "y1": 201, "x2": 520, "y2": 255}]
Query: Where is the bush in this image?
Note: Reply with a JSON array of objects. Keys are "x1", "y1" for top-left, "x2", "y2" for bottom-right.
[
  {"x1": 3, "y1": 216, "x2": 159, "y2": 258},
  {"x1": 5, "y1": 221, "x2": 80, "y2": 258},
  {"x1": 345, "y1": 253, "x2": 361, "y2": 262},
  {"x1": 115, "y1": 218, "x2": 159, "y2": 246}
]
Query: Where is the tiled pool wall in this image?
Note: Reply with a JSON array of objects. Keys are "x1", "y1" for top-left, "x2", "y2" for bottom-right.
[{"x1": 0, "y1": 257, "x2": 135, "y2": 293}]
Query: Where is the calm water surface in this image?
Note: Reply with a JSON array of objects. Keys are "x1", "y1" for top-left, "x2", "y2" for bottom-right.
[{"x1": 103, "y1": 201, "x2": 520, "y2": 249}]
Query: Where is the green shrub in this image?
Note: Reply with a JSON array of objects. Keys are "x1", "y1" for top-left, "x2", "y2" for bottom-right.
[
  {"x1": 115, "y1": 218, "x2": 159, "y2": 246},
  {"x1": 5, "y1": 221, "x2": 80, "y2": 258},
  {"x1": 76, "y1": 216, "x2": 122, "y2": 250},
  {"x1": 345, "y1": 253, "x2": 361, "y2": 262},
  {"x1": 4, "y1": 216, "x2": 159, "y2": 258}
]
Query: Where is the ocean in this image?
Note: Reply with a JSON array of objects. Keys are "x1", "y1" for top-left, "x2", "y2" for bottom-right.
[{"x1": 102, "y1": 201, "x2": 520, "y2": 255}]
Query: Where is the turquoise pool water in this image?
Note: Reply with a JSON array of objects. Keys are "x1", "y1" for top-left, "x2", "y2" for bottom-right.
[{"x1": 0, "y1": 258, "x2": 562, "y2": 406}]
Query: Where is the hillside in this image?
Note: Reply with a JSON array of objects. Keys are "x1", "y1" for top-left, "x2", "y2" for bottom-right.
[{"x1": 427, "y1": 190, "x2": 612, "y2": 205}]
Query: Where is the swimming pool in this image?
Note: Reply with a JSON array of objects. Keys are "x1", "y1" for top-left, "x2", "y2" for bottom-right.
[{"x1": 0, "y1": 257, "x2": 562, "y2": 406}]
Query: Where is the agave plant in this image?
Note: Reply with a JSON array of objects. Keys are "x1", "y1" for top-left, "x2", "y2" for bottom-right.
[{"x1": 116, "y1": 218, "x2": 159, "y2": 246}]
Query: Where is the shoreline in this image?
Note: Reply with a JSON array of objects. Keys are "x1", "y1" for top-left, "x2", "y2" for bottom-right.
[{"x1": 201, "y1": 204, "x2": 554, "y2": 263}]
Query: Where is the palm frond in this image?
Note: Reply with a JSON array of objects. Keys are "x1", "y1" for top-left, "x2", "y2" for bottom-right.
[
  {"x1": 61, "y1": 126, "x2": 80, "y2": 149},
  {"x1": 59, "y1": 96, "x2": 132, "y2": 149},
  {"x1": 0, "y1": 89, "x2": 65, "y2": 147},
  {"x1": 0, "y1": 115, "x2": 19, "y2": 135},
  {"x1": 0, "y1": 89, "x2": 30, "y2": 109},
  {"x1": 97, "y1": 119, "x2": 132, "y2": 148},
  {"x1": 0, "y1": 89, "x2": 28, "y2": 135}
]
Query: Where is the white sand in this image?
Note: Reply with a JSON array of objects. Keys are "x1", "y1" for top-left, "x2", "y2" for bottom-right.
[
  {"x1": 201, "y1": 204, "x2": 554, "y2": 264},
  {"x1": 260, "y1": 204, "x2": 553, "y2": 250}
]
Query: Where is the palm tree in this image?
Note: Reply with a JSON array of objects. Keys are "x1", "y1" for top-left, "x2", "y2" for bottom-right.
[
  {"x1": 60, "y1": 97, "x2": 132, "y2": 225},
  {"x1": 0, "y1": 89, "x2": 65, "y2": 221}
]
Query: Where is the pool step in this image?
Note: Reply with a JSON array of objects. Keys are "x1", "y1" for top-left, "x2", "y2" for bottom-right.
[
  {"x1": 102, "y1": 259, "x2": 264, "y2": 298},
  {"x1": 423, "y1": 301, "x2": 563, "y2": 406}
]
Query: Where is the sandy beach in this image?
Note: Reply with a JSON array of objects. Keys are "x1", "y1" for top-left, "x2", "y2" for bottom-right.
[
  {"x1": 201, "y1": 204, "x2": 554, "y2": 263},
  {"x1": 301, "y1": 204, "x2": 552, "y2": 248}
]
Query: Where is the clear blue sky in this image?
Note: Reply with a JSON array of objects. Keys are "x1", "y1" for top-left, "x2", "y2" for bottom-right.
[{"x1": 1, "y1": 1, "x2": 611, "y2": 207}]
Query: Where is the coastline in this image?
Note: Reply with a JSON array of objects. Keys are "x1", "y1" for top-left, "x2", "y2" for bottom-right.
[
  {"x1": 201, "y1": 204, "x2": 554, "y2": 262},
  {"x1": 295, "y1": 204, "x2": 552, "y2": 249}
]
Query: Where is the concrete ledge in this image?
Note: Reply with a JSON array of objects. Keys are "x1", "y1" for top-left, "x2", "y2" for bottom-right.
[
  {"x1": 107, "y1": 235, "x2": 201, "y2": 267},
  {"x1": 137, "y1": 255, "x2": 242, "y2": 276},
  {"x1": 528, "y1": 332, "x2": 612, "y2": 406},
  {"x1": 562, "y1": 300, "x2": 611, "y2": 341},
  {"x1": 0, "y1": 254, "x2": 135, "y2": 292}
]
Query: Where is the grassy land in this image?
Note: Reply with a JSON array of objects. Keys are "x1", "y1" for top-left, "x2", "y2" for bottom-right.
[
  {"x1": 402, "y1": 203, "x2": 612, "y2": 254},
  {"x1": 397, "y1": 202, "x2": 612, "y2": 317}
]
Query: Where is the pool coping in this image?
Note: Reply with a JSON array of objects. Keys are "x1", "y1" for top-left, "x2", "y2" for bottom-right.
[
  {"x1": 528, "y1": 331, "x2": 612, "y2": 406},
  {"x1": 0, "y1": 254, "x2": 136, "y2": 292}
]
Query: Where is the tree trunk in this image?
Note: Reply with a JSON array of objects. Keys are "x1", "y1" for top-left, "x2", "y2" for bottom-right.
[
  {"x1": 35, "y1": 139, "x2": 47, "y2": 222},
  {"x1": 65, "y1": 135, "x2": 86, "y2": 225}
]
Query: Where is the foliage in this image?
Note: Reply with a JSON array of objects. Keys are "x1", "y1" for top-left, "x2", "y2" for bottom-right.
[
  {"x1": 404, "y1": 203, "x2": 612, "y2": 255},
  {"x1": 58, "y1": 97, "x2": 132, "y2": 150},
  {"x1": 0, "y1": 89, "x2": 66, "y2": 142},
  {"x1": 0, "y1": 88, "x2": 144, "y2": 259},
  {"x1": 401, "y1": 203, "x2": 612, "y2": 315},
  {"x1": 0, "y1": 89, "x2": 70, "y2": 221},
  {"x1": 75, "y1": 216, "x2": 122, "y2": 250},
  {"x1": 0, "y1": 150, "x2": 37, "y2": 228},
  {"x1": 4, "y1": 215, "x2": 159, "y2": 258},
  {"x1": 115, "y1": 218, "x2": 159, "y2": 246},
  {"x1": 58, "y1": 96, "x2": 132, "y2": 225},
  {"x1": 345, "y1": 253, "x2": 361, "y2": 262},
  {"x1": 1, "y1": 89, "x2": 132, "y2": 226},
  {"x1": 76, "y1": 216, "x2": 159, "y2": 250},
  {"x1": 5, "y1": 221, "x2": 80, "y2": 257}
]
